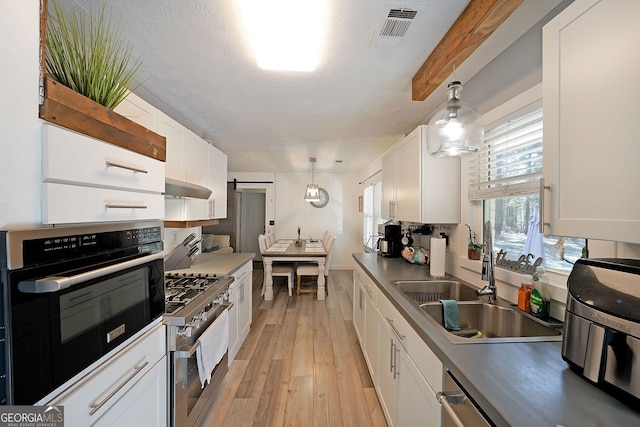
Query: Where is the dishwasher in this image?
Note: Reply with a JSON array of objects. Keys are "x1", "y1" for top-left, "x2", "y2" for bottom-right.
[{"x1": 437, "y1": 370, "x2": 493, "y2": 427}]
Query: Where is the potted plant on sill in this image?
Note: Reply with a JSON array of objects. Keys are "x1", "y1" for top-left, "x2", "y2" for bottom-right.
[{"x1": 465, "y1": 224, "x2": 484, "y2": 260}]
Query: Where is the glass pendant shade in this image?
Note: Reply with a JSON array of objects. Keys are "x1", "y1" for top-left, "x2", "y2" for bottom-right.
[
  {"x1": 304, "y1": 184, "x2": 321, "y2": 202},
  {"x1": 304, "y1": 157, "x2": 321, "y2": 202},
  {"x1": 427, "y1": 81, "x2": 484, "y2": 157}
]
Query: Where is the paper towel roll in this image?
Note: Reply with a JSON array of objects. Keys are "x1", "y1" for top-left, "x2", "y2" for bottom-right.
[{"x1": 430, "y1": 237, "x2": 446, "y2": 278}]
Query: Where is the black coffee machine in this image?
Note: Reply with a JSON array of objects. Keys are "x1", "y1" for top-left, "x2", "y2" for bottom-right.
[{"x1": 379, "y1": 224, "x2": 402, "y2": 258}]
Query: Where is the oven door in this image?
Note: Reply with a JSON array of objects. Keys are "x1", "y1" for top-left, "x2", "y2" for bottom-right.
[
  {"x1": 171, "y1": 304, "x2": 231, "y2": 427},
  {"x1": 7, "y1": 251, "x2": 164, "y2": 404}
]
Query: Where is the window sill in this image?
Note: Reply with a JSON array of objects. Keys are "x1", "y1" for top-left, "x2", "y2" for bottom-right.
[{"x1": 459, "y1": 256, "x2": 568, "y2": 304}]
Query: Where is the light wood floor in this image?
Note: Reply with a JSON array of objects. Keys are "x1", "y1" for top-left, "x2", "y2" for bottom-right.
[{"x1": 201, "y1": 267, "x2": 388, "y2": 427}]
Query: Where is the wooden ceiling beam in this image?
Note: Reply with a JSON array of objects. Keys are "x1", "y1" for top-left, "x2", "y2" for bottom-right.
[{"x1": 411, "y1": 0, "x2": 524, "y2": 101}]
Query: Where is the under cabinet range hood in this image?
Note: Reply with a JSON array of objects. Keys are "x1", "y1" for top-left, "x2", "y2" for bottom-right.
[{"x1": 164, "y1": 177, "x2": 212, "y2": 199}]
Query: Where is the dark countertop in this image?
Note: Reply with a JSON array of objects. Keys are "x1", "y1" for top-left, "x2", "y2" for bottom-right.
[{"x1": 353, "y1": 253, "x2": 640, "y2": 427}]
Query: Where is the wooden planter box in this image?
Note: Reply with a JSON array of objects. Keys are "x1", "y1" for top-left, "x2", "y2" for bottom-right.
[{"x1": 39, "y1": 76, "x2": 166, "y2": 162}]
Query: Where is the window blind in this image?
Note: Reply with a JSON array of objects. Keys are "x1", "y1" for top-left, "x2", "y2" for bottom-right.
[{"x1": 468, "y1": 105, "x2": 543, "y2": 201}]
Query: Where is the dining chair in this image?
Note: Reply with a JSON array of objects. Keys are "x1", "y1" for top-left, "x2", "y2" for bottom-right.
[
  {"x1": 266, "y1": 230, "x2": 276, "y2": 247},
  {"x1": 296, "y1": 234, "x2": 336, "y2": 296},
  {"x1": 321, "y1": 230, "x2": 331, "y2": 246},
  {"x1": 258, "y1": 234, "x2": 294, "y2": 296}
]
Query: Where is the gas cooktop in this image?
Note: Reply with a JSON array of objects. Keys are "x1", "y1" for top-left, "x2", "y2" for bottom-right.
[{"x1": 164, "y1": 273, "x2": 233, "y2": 317}]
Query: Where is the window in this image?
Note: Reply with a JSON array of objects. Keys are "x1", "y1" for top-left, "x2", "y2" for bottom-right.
[
  {"x1": 469, "y1": 85, "x2": 584, "y2": 273},
  {"x1": 363, "y1": 179, "x2": 383, "y2": 251}
]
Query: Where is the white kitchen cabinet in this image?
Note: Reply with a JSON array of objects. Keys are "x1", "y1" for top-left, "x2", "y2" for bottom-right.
[
  {"x1": 542, "y1": 0, "x2": 640, "y2": 243},
  {"x1": 42, "y1": 183, "x2": 164, "y2": 224},
  {"x1": 365, "y1": 293, "x2": 379, "y2": 380},
  {"x1": 41, "y1": 124, "x2": 165, "y2": 224},
  {"x1": 381, "y1": 125, "x2": 460, "y2": 223},
  {"x1": 353, "y1": 269, "x2": 366, "y2": 344},
  {"x1": 228, "y1": 261, "x2": 253, "y2": 363},
  {"x1": 113, "y1": 92, "x2": 158, "y2": 131},
  {"x1": 181, "y1": 133, "x2": 211, "y2": 221},
  {"x1": 377, "y1": 298, "x2": 442, "y2": 427},
  {"x1": 93, "y1": 357, "x2": 167, "y2": 427},
  {"x1": 160, "y1": 113, "x2": 228, "y2": 222},
  {"x1": 397, "y1": 350, "x2": 441, "y2": 427},
  {"x1": 39, "y1": 321, "x2": 167, "y2": 427},
  {"x1": 208, "y1": 145, "x2": 228, "y2": 219},
  {"x1": 353, "y1": 262, "x2": 443, "y2": 427},
  {"x1": 381, "y1": 147, "x2": 397, "y2": 220},
  {"x1": 157, "y1": 111, "x2": 188, "y2": 182},
  {"x1": 377, "y1": 313, "x2": 399, "y2": 426}
]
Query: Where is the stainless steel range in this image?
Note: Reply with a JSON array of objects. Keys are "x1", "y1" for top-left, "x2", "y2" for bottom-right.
[{"x1": 163, "y1": 272, "x2": 234, "y2": 427}]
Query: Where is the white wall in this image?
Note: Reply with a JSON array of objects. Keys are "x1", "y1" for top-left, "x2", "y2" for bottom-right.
[
  {"x1": 225, "y1": 172, "x2": 362, "y2": 270},
  {"x1": 1, "y1": 2, "x2": 43, "y2": 228},
  {"x1": 274, "y1": 173, "x2": 361, "y2": 270}
]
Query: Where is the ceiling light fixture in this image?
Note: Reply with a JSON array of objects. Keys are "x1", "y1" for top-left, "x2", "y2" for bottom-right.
[
  {"x1": 304, "y1": 157, "x2": 321, "y2": 202},
  {"x1": 426, "y1": 80, "x2": 484, "y2": 157},
  {"x1": 238, "y1": 0, "x2": 327, "y2": 72}
]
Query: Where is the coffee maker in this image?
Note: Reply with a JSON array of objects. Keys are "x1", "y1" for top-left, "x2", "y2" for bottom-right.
[{"x1": 378, "y1": 224, "x2": 402, "y2": 258}]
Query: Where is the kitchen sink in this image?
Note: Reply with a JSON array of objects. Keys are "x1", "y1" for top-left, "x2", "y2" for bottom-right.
[
  {"x1": 394, "y1": 280, "x2": 479, "y2": 303},
  {"x1": 420, "y1": 301, "x2": 563, "y2": 344}
]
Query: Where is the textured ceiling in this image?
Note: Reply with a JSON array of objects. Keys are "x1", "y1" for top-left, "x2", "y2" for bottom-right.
[{"x1": 52, "y1": 0, "x2": 551, "y2": 174}]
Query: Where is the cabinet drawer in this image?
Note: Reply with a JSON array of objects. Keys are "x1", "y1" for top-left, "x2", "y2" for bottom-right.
[
  {"x1": 40, "y1": 322, "x2": 165, "y2": 426},
  {"x1": 43, "y1": 183, "x2": 164, "y2": 224},
  {"x1": 43, "y1": 124, "x2": 164, "y2": 193},
  {"x1": 377, "y1": 294, "x2": 442, "y2": 392},
  {"x1": 232, "y1": 261, "x2": 253, "y2": 280}
]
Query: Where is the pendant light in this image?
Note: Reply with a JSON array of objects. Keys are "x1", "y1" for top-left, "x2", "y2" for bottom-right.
[
  {"x1": 427, "y1": 80, "x2": 484, "y2": 157},
  {"x1": 304, "y1": 157, "x2": 321, "y2": 202}
]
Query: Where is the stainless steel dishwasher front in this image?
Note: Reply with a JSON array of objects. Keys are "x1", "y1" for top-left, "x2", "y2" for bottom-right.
[{"x1": 437, "y1": 370, "x2": 492, "y2": 427}]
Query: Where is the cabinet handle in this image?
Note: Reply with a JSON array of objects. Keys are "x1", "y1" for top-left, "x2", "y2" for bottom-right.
[
  {"x1": 539, "y1": 178, "x2": 551, "y2": 234},
  {"x1": 386, "y1": 317, "x2": 405, "y2": 341},
  {"x1": 389, "y1": 339, "x2": 395, "y2": 374},
  {"x1": 436, "y1": 392, "x2": 466, "y2": 427},
  {"x1": 105, "y1": 203, "x2": 148, "y2": 209},
  {"x1": 89, "y1": 360, "x2": 149, "y2": 415},
  {"x1": 393, "y1": 345, "x2": 400, "y2": 380},
  {"x1": 209, "y1": 199, "x2": 215, "y2": 218},
  {"x1": 359, "y1": 288, "x2": 363, "y2": 311},
  {"x1": 105, "y1": 161, "x2": 148, "y2": 174}
]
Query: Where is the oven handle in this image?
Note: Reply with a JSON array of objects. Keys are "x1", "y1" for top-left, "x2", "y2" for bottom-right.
[
  {"x1": 18, "y1": 251, "x2": 164, "y2": 294},
  {"x1": 89, "y1": 360, "x2": 149, "y2": 415},
  {"x1": 174, "y1": 302, "x2": 233, "y2": 359}
]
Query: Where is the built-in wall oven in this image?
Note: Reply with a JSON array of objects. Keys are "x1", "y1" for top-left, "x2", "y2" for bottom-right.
[{"x1": 0, "y1": 222, "x2": 164, "y2": 405}]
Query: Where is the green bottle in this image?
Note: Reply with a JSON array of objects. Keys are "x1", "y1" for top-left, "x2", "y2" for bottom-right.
[{"x1": 530, "y1": 268, "x2": 550, "y2": 319}]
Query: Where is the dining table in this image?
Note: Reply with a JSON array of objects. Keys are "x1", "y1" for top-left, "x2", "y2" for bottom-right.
[{"x1": 262, "y1": 239, "x2": 327, "y2": 300}]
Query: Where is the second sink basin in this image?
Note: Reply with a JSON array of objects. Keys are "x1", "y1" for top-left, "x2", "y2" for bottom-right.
[
  {"x1": 395, "y1": 280, "x2": 479, "y2": 303},
  {"x1": 421, "y1": 302, "x2": 563, "y2": 344}
]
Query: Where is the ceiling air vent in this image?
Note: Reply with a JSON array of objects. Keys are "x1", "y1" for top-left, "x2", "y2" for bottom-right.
[{"x1": 370, "y1": 6, "x2": 419, "y2": 47}]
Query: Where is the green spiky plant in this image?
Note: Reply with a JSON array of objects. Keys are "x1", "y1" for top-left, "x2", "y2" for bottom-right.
[{"x1": 45, "y1": 0, "x2": 142, "y2": 110}]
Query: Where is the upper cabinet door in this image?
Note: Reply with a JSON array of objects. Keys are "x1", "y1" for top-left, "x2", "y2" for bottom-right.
[
  {"x1": 113, "y1": 92, "x2": 157, "y2": 131},
  {"x1": 157, "y1": 111, "x2": 187, "y2": 181},
  {"x1": 381, "y1": 147, "x2": 397, "y2": 220},
  {"x1": 543, "y1": 0, "x2": 640, "y2": 243},
  {"x1": 380, "y1": 125, "x2": 460, "y2": 223},
  {"x1": 394, "y1": 127, "x2": 422, "y2": 223},
  {"x1": 208, "y1": 145, "x2": 227, "y2": 219}
]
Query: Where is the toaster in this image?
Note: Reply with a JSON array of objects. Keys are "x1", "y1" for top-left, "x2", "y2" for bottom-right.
[{"x1": 562, "y1": 258, "x2": 640, "y2": 405}]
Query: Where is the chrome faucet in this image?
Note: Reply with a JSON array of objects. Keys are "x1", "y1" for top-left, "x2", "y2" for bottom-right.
[{"x1": 476, "y1": 221, "x2": 497, "y2": 304}]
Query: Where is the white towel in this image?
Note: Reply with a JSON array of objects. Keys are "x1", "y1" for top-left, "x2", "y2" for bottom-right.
[{"x1": 196, "y1": 309, "x2": 229, "y2": 388}]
